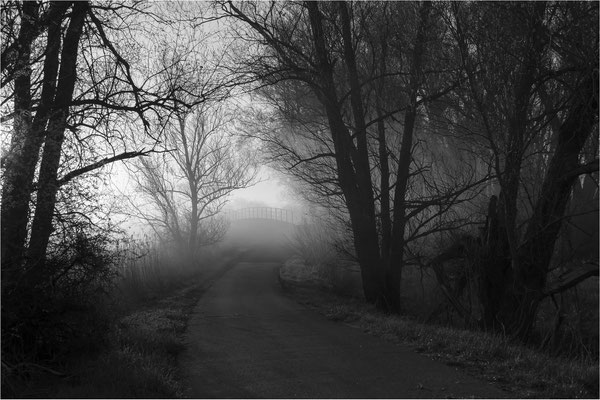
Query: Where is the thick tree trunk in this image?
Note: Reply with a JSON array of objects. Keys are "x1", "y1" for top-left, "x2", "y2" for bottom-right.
[
  {"x1": 26, "y1": 2, "x2": 88, "y2": 273},
  {"x1": 307, "y1": 1, "x2": 383, "y2": 304},
  {"x1": 499, "y1": 2, "x2": 547, "y2": 266},
  {"x1": 480, "y1": 70, "x2": 598, "y2": 338},
  {"x1": 511, "y1": 70, "x2": 598, "y2": 338},
  {"x1": 1, "y1": 2, "x2": 39, "y2": 274},
  {"x1": 475, "y1": 3, "x2": 574, "y2": 338},
  {"x1": 1, "y1": 3, "x2": 72, "y2": 274},
  {"x1": 478, "y1": 195, "x2": 512, "y2": 330}
]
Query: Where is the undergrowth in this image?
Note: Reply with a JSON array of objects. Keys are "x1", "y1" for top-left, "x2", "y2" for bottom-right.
[
  {"x1": 284, "y1": 283, "x2": 599, "y2": 399},
  {"x1": 2, "y1": 233, "x2": 239, "y2": 398},
  {"x1": 52, "y1": 282, "x2": 206, "y2": 398},
  {"x1": 46, "y1": 248, "x2": 239, "y2": 398}
]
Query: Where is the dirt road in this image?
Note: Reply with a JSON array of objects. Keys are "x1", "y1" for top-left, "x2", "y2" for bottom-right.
[{"x1": 179, "y1": 261, "x2": 506, "y2": 398}]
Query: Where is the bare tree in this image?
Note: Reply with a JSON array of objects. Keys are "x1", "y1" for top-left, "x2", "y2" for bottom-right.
[
  {"x1": 439, "y1": 1, "x2": 599, "y2": 338},
  {"x1": 131, "y1": 101, "x2": 256, "y2": 255},
  {"x1": 0, "y1": 1, "x2": 219, "y2": 283},
  {"x1": 222, "y1": 1, "x2": 481, "y2": 311},
  {"x1": 0, "y1": 1, "x2": 236, "y2": 378}
]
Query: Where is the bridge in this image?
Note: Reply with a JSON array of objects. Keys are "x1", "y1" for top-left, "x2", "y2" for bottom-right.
[
  {"x1": 223, "y1": 207, "x2": 301, "y2": 225},
  {"x1": 222, "y1": 207, "x2": 301, "y2": 259}
]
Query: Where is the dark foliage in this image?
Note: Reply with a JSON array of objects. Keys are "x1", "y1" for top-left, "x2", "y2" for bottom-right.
[{"x1": 1, "y1": 229, "x2": 119, "y2": 397}]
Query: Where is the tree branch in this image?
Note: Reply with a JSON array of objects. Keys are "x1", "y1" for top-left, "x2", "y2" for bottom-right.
[
  {"x1": 563, "y1": 159, "x2": 599, "y2": 180},
  {"x1": 57, "y1": 149, "x2": 153, "y2": 186},
  {"x1": 543, "y1": 261, "x2": 599, "y2": 297},
  {"x1": 288, "y1": 152, "x2": 335, "y2": 169}
]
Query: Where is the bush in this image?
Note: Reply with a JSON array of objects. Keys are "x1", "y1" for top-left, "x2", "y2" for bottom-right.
[
  {"x1": 1, "y1": 230, "x2": 119, "y2": 397},
  {"x1": 286, "y1": 222, "x2": 363, "y2": 297},
  {"x1": 1, "y1": 226, "x2": 228, "y2": 397},
  {"x1": 288, "y1": 223, "x2": 338, "y2": 266}
]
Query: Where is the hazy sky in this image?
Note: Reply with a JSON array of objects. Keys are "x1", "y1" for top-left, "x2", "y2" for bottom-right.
[
  {"x1": 225, "y1": 165, "x2": 302, "y2": 210},
  {"x1": 91, "y1": 5, "x2": 308, "y2": 237},
  {"x1": 107, "y1": 158, "x2": 303, "y2": 237}
]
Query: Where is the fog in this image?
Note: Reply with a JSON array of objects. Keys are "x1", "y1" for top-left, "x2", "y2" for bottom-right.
[
  {"x1": 2, "y1": 2, "x2": 597, "y2": 397},
  {"x1": 223, "y1": 217, "x2": 297, "y2": 262}
]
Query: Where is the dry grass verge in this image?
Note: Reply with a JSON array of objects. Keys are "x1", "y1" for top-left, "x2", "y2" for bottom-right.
[
  {"x1": 282, "y1": 279, "x2": 599, "y2": 399},
  {"x1": 13, "y1": 253, "x2": 239, "y2": 398}
]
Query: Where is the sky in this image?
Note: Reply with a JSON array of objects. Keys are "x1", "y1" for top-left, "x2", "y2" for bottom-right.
[
  {"x1": 0, "y1": 2, "x2": 308, "y2": 240},
  {"x1": 107, "y1": 158, "x2": 305, "y2": 237},
  {"x1": 225, "y1": 166, "x2": 298, "y2": 210}
]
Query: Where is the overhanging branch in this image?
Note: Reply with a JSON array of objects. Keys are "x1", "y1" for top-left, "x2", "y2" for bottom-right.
[{"x1": 57, "y1": 149, "x2": 154, "y2": 186}]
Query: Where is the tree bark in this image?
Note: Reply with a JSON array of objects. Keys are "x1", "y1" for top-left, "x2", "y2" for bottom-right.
[
  {"x1": 473, "y1": 3, "x2": 598, "y2": 338},
  {"x1": 499, "y1": 2, "x2": 547, "y2": 268},
  {"x1": 306, "y1": 1, "x2": 383, "y2": 303},
  {"x1": 27, "y1": 1, "x2": 88, "y2": 273},
  {"x1": 1, "y1": 1, "x2": 40, "y2": 274},
  {"x1": 479, "y1": 68, "x2": 598, "y2": 338},
  {"x1": 2, "y1": 2, "x2": 72, "y2": 272},
  {"x1": 387, "y1": 1, "x2": 431, "y2": 312},
  {"x1": 375, "y1": 23, "x2": 391, "y2": 269},
  {"x1": 510, "y1": 69, "x2": 598, "y2": 338}
]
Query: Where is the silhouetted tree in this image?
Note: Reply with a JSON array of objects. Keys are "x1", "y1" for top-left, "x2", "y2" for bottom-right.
[
  {"x1": 223, "y1": 0, "x2": 481, "y2": 311},
  {"x1": 0, "y1": 3, "x2": 225, "y2": 375},
  {"x1": 1, "y1": 1, "x2": 213, "y2": 285},
  {"x1": 448, "y1": 1, "x2": 598, "y2": 338}
]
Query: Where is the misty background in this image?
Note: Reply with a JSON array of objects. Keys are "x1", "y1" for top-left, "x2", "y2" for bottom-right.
[{"x1": 1, "y1": 1, "x2": 598, "y2": 398}]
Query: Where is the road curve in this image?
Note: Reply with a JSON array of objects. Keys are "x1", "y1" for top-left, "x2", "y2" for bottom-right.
[{"x1": 179, "y1": 261, "x2": 506, "y2": 398}]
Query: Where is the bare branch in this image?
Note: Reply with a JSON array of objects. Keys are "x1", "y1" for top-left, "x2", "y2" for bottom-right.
[{"x1": 57, "y1": 149, "x2": 154, "y2": 187}]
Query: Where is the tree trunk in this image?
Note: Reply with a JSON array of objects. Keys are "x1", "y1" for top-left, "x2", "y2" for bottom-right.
[
  {"x1": 306, "y1": 1, "x2": 383, "y2": 304},
  {"x1": 375, "y1": 14, "x2": 391, "y2": 263},
  {"x1": 177, "y1": 114, "x2": 200, "y2": 254},
  {"x1": 480, "y1": 70, "x2": 598, "y2": 338},
  {"x1": 1, "y1": 2, "x2": 39, "y2": 275},
  {"x1": 387, "y1": 1, "x2": 431, "y2": 312},
  {"x1": 499, "y1": 2, "x2": 547, "y2": 268},
  {"x1": 511, "y1": 69, "x2": 598, "y2": 339},
  {"x1": 26, "y1": 2, "x2": 88, "y2": 274},
  {"x1": 478, "y1": 195, "x2": 512, "y2": 330}
]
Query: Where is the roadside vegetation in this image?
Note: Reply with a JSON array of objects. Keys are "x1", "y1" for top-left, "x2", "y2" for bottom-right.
[
  {"x1": 1, "y1": 2, "x2": 250, "y2": 397},
  {"x1": 283, "y1": 220, "x2": 599, "y2": 399},
  {"x1": 2, "y1": 236, "x2": 239, "y2": 398},
  {"x1": 231, "y1": 1, "x2": 599, "y2": 340},
  {"x1": 285, "y1": 283, "x2": 598, "y2": 399}
]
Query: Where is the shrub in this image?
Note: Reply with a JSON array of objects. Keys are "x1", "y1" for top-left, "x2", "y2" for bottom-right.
[
  {"x1": 1, "y1": 229, "x2": 119, "y2": 397},
  {"x1": 289, "y1": 223, "x2": 338, "y2": 266},
  {"x1": 287, "y1": 223, "x2": 363, "y2": 297}
]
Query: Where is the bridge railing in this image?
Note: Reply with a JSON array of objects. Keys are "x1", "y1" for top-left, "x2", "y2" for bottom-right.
[{"x1": 223, "y1": 207, "x2": 300, "y2": 224}]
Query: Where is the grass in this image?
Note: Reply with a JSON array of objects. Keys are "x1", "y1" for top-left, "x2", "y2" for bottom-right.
[
  {"x1": 284, "y1": 221, "x2": 598, "y2": 398},
  {"x1": 9, "y1": 242, "x2": 240, "y2": 398},
  {"x1": 283, "y1": 282, "x2": 598, "y2": 399},
  {"x1": 54, "y1": 285, "x2": 201, "y2": 398}
]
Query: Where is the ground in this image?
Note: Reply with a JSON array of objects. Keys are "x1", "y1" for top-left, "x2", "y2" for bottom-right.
[{"x1": 179, "y1": 260, "x2": 507, "y2": 398}]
